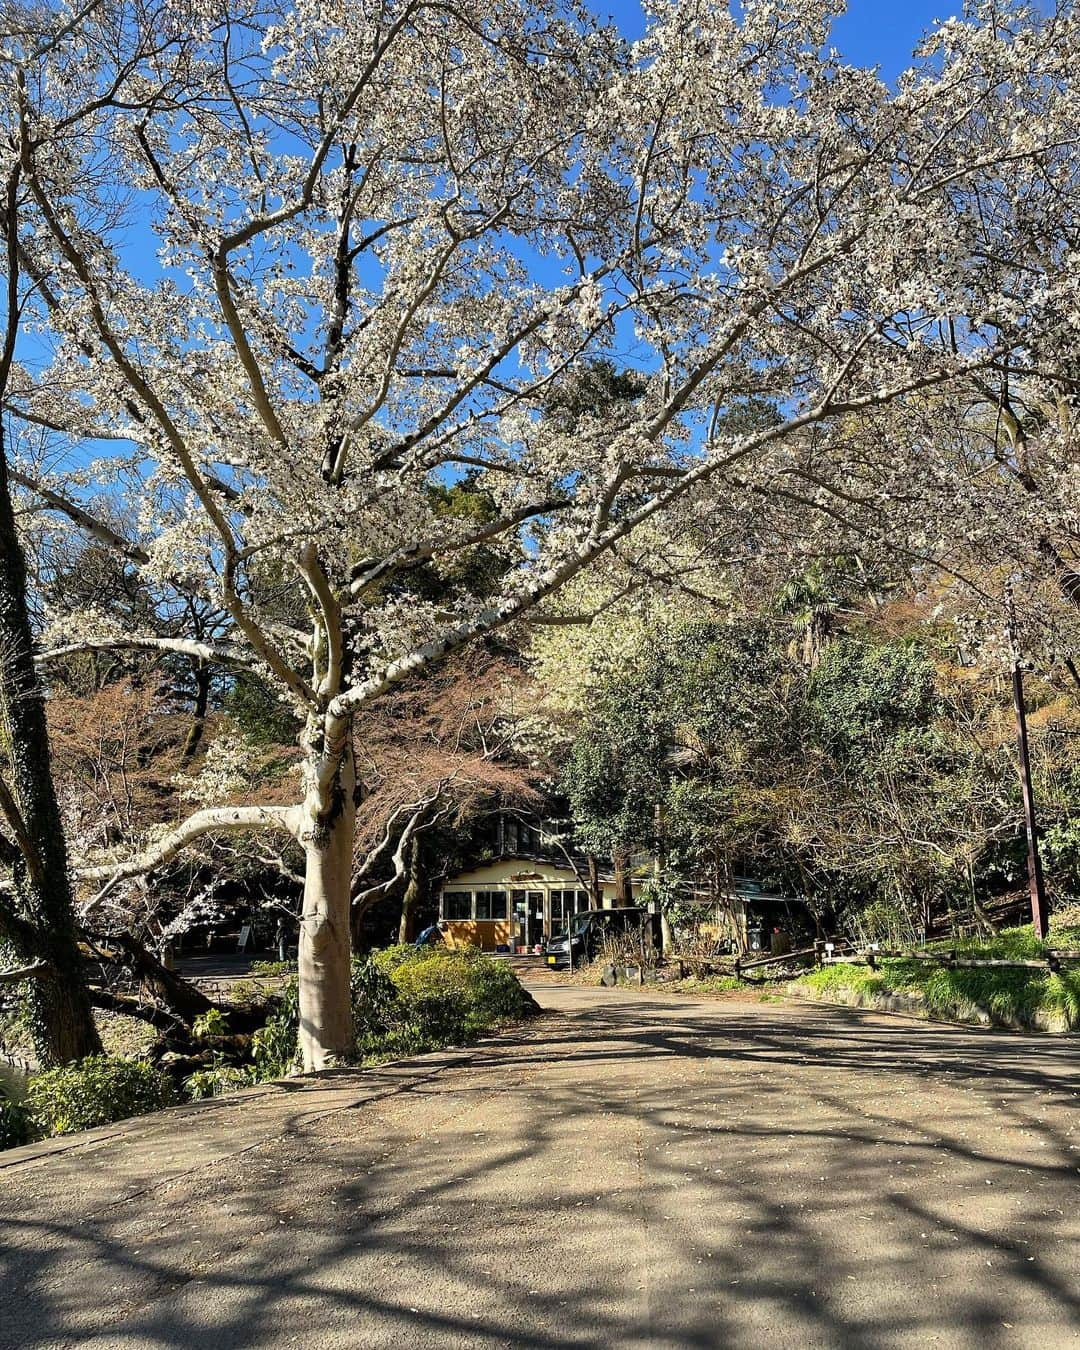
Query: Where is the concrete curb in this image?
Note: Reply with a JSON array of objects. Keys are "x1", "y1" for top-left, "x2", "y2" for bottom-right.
[{"x1": 784, "y1": 984, "x2": 1077, "y2": 1035}]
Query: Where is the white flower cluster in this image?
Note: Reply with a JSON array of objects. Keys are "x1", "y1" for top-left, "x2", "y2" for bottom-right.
[{"x1": 2, "y1": 0, "x2": 1078, "y2": 826}]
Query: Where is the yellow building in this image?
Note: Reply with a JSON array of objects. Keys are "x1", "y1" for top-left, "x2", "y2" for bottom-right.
[{"x1": 438, "y1": 859, "x2": 640, "y2": 952}]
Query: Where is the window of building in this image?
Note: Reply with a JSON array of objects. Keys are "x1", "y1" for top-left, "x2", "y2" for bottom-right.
[
  {"x1": 550, "y1": 889, "x2": 589, "y2": 924},
  {"x1": 475, "y1": 890, "x2": 508, "y2": 920},
  {"x1": 444, "y1": 892, "x2": 472, "y2": 920},
  {"x1": 505, "y1": 820, "x2": 520, "y2": 854}
]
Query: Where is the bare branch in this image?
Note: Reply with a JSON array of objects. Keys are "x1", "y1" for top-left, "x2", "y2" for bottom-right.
[
  {"x1": 0, "y1": 776, "x2": 43, "y2": 886},
  {"x1": 37, "y1": 634, "x2": 255, "y2": 670},
  {"x1": 77, "y1": 804, "x2": 301, "y2": 900},
  {"x1": 0, "y1": 960, "x2": 49, "y2": 984}
]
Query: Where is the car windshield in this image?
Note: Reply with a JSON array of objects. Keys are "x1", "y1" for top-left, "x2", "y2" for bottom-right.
[{"x1": 569, "y1": 913, "x2": 593, "y2": 936}]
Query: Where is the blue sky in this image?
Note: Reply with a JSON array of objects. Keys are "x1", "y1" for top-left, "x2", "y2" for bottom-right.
[
  {"x1": 603, "y1": 0, "x2": 953, "y2": 79},
  {"x1": 831, "y1": 0, "x2": 954, "y2": 75}
]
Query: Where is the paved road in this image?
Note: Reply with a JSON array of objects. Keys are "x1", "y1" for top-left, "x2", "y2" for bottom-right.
[{"x1": 1, "y1": 985, "x2": 1077, "y2": 1349}]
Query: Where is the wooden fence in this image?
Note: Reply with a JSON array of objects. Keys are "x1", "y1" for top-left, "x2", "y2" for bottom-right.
[
  {"x1": 821, "y1": 946, "x2": 1080, "y2": 974},
  {"x1": 669, "y1": 941, "x2": 1080, "y2": 981}
]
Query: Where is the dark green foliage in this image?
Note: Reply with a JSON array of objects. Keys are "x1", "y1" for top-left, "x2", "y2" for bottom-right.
[
  {"x1": 251, "y1": 978, "x2": 301, "y2": 1078},
  {"x1": 395, "y1": 477, "x2": 510, "y2": 602},
  {"x1": 25, "y1": 1056, "x2": 175, "y2": 1137},
  {"x1": 543, "y1": 359, "x2": 647, "y2": 433},
  {"x1": 0, "y1": 1089, "x2": 31, "y2": 1149},
  {"x1": 350, "y1": 956, "x2": 406, "y2": 1055},
  {"x1": 560, "y1": 608, "x2": 1080, "y2": 934},
  {"x1": 457, "y1": 951, "x2": 534, "y2": 1030},
  {"x1": 562, "y1": 618, "x2": 792, "y2": 862},
  {"x1": 1042, "y1": 789, "x2": 1080, "y2": 893},
  {"x1": 368, "y1": 947, "x2": 532, "y2": 1055},
  {"x1": 810, "y1": 638, "x2": 937, "y2": 756},
  {"x1": 178, "y1": 949, "x2": 533, "y2": 1102},
  {"x1": 223, "y1": 671, "x2": 301, "y2": 745},
  {"x1": 184, "y1": 978, "x2": 302, "y2": 1097}
]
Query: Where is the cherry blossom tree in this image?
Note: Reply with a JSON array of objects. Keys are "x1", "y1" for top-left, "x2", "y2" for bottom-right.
[{"x1": 3, "y1": 0, "x2": 1078, "y2": 1066}]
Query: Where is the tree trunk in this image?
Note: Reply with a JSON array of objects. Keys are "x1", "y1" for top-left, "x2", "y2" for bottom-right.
[
  {"x1": 587, "y1": 853, "x2": 602, "y2": 909},
  {"x1": 0, "y1": 431, "x2": 102, "y2": 1065},
  {"x1": 89, "y1": 930, "x2": 215, "y2": 1021},
  {"x1": 653, "y1": 802, "x2": 672, "y2": 952},
  {"x1": 297, "y1": 742, "x2": 357, "y2": 1071},
  {"x1": 920, "y1": 888, "x2": 934, "y2": 942},
  {"x1": 613, "y1": 846, "x2": 633, "y2": 907},
  {"x1": 398, "y1": 836, "x2": 421, "y2": 943},
  {"x1": 180, "y1": 659, "x2": 211, "y2": 763},
  {"x1": 968, "y1": 861, "x2": 995, "y2": 936}
]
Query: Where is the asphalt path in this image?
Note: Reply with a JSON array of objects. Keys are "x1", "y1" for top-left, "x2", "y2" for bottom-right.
[{"x1": 1, "y1": 984, "x2": 1077, "y2": 1349}]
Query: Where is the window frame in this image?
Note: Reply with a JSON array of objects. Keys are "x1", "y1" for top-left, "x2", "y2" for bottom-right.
[
  {"x1": 474, "y1": 889, "x2": 508, "y2": 921},
  {"x1": 443, "y1": 891, "x2": 472, "y2": 921}
]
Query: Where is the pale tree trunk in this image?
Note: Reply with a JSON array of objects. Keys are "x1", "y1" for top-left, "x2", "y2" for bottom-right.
[
  {"x1": 297, "y1": 740, "x2": 357, "y2": 1071},
  {"x1": 653, "y1": 802, "x2": 673, "y2": 953}
]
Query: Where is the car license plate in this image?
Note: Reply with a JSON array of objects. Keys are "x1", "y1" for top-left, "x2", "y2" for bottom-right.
[{"x1": 547, "y1": 956, "x2": 557, "y2": 965}]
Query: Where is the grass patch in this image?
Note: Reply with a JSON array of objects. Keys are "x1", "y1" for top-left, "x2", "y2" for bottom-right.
[
  {"x1": 669, "y1": 973, "x2": 743, "y2": 995},
  {"x1": 796, "y1": 923, "x2": 1080, "y2": 1028}
]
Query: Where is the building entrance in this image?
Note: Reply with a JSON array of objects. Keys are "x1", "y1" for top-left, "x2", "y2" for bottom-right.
[{"x1": 511, "y1": 890, "x2": 545, "y2": 950}]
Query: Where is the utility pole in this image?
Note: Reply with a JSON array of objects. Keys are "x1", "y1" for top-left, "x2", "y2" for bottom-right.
[{"x1": 1007, "y1": 600, "x2": 1050, "y2": 939}]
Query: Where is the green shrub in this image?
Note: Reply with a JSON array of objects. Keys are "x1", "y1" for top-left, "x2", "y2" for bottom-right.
[
  {"x1": 251, "y1": 978, "x2": 300, "y2": 1078},
  {"x1": 0, "y1": 1090, "x2": 32, "y2": 1149},
  {"x1": 249, "y1": 959, "x2": 297, "y2": 977},
  {"x1": 386, "y1": 949, "x2": 530, "y2": 1045},
  {"x1": 176, "y1": 950, "x2": 532, "y2": 1098},
  {"x1": 370, "y1": 943, "x2": 423, "y2": 976},
  {"x1": 458, "y1": 953, "x2": 532, "y2": 1030},
  {"x1": 26, "y1": 1056, "x2": 175, "y2": 1137},
  {"x1": 192, "y1": 1007, "x2": 228, "y2": 1041},
  {"x1": 185, "y1": 1064, "x2": 256, "y2": 1100}
]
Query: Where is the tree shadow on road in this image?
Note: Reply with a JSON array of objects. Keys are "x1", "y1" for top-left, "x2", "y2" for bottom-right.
[{"x1": 1, "y1": 996, "x2": 1077, "y2": 1349}]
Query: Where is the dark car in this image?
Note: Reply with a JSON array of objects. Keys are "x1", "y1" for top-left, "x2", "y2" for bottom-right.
[{"x1": 544, "y1": 907, "x2": 654, "y2": 969}]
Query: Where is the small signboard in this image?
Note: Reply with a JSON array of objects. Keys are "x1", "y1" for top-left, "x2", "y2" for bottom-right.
[{"x1": 237, "y1": 924, "x2": 252, "y2": 952}]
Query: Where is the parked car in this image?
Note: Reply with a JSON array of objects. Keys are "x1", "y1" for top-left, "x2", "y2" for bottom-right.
[{"x1": 544, "y1": 908, "x2": 655, "y2": 969}]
